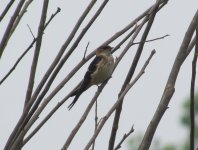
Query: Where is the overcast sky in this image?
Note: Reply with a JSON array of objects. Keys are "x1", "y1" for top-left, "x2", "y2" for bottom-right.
[{"x1": 0, "y1": 0, "x2": 198, "y2": 150}]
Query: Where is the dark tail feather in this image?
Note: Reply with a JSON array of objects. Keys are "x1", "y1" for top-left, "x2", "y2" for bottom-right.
[
  {"x1": 68, "y1": 81, "x2": 91, "y2": 110},
  {"x1": 68, "y1": 94, "x2": 81, "y2": 110}
]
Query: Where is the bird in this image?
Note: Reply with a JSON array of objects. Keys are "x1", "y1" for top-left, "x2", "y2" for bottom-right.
[{"x1": 68, "y1": 45, "x2": 115, "y2": 110}]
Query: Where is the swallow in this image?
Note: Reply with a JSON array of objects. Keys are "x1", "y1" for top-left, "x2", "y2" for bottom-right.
[{"x1": 68, "y1": 45, "x2": 115, "y2": 110}]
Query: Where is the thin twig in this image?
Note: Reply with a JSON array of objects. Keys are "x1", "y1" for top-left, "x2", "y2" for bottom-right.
[
  {"x1": 84, "y1": 49, "x2": 156, "y2": 150},
  {"x1": 27, "y1": 24, "x2": 36, "y2": 39},
  {"x1": 190, "y1": 21, "x2": 198, "y2": 150},
  {"x1": 0, "y1": 0, "x2": 15, "y2": 22},
  {"x1": 0, "y1": 0, "x2": 26, "y2": 58},
  {"x1": 0, "y1": 40, "x2": 35, "y2": 85},
  {"x1": 3, "y1": 3, "x2": 62, "y2": 148},
  {"x1": 114, "y1": 125, "x2": 134, "y2": 150},
  {"x1": 84, "y1": 42, "x2": 90, "y2": 60},
  {"x1": 0, "y1": 7, "x2": 61, "y2": 86},
  {"x1": 44, "y1": 7, "x2": 61, "y2": 28},
  {"x1": 23, "y1": 85, "x2": 79, "y2": 145},
  {"x1": 92, "y1": 99, "x2": 98, "y2": 150},
  {"x1": 102, "y1": 0, "x2": 167, "y2": 47},
  {"x1": 132, "y1": 34, "x2": 169, "y2": 45},
  {"x1": 9, "y1": 0, "x2": 34, "y2": 39}
]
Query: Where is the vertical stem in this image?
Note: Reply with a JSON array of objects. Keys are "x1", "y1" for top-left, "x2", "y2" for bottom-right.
[
  {"x1": 92, "y1": 99, "x2": 98, "y2": 150},
  {"x1": 24, "y1": 0, "x2": 49, "y2": 106},
  {"x1": 190, "y1": 21, "x2": 198, "y2": 150}
]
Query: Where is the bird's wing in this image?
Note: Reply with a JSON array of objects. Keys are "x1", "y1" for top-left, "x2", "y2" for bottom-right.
[
  {"x1": 87, "y1": 55, "x2": 103, "y2": 75},
  {"x1": 70, "y1": 55, "x2": 103, "y2": 97},
  {"x1": 68, "y1": 55, "x2": 103, "y2": 110},
  {"x1": 80, "y1": 55, "x2": 103, "y2": 89}
]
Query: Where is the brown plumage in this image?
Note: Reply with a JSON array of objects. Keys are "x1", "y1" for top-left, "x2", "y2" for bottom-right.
[{"x1": 68, "y1": 45, "x2": 114, "y2": 110}]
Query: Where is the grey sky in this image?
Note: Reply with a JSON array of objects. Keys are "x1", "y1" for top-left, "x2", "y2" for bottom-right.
[{"x1": 0, "y1": 0, "x2": 198, "y2": 150}]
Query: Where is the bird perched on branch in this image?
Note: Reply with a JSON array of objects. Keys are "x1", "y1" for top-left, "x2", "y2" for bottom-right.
[{"x1": 68, "y1": 45, "x2": 115, "y2": 110}]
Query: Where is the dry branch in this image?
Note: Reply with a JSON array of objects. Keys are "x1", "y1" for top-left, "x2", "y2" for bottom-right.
[
  {"x1": 9, "y1": 0, "x2": 34, "y2": 40},
  {"x1": 0, "y1": 0, "x2": 26, "y2": 58},
  {"x1": 92, "y1": 98, "x2": 99, "y2": 150},
  {"x1": 4, "y1": 0, "x2": 49, "y2": 149},
  {"x1": 139, "y1": 9, "x2": 198, "y2": 150},
  {"x1": 114, "y1": 125, "x2": 134, "y2": 150},
  {"x1": 190, "y1": 21, "x2": 198, "y2": 150},
  {"x1": 0, "y1": 0, "x2": 15, "y2": 22},
  {"x1": 0, "y1": 7, "x2": 61, "y2": 85}
]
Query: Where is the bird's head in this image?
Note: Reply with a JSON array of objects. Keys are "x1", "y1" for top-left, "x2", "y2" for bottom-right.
[{"x1": 96, "y1": 45, "x2": 113, "y2": 56}]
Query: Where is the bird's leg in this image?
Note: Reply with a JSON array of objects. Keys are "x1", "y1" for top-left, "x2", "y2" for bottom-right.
[{"x1": 97, "y1": 84, "x2": 103, "y2": 91}]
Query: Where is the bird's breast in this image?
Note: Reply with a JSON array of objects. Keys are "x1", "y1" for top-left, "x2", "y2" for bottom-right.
[{"x1": 91, "y1": 57, "x2": 114, "y2": 85}]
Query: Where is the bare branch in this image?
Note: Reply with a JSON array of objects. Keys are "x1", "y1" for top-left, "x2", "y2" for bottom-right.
[
  {"x1": 9, "y1": 0, "x2": 34, "y2": 39},
  {"x1": 61, "y1": 82, "x2": 108, "y2": 150},
  {"x1": 4, "y1": 0, "x2": 49, "y2": 149},
  {"x1": 0, "y1": 0, "x2": 15, "y2": 22},
  {"x1": 84, "y1": 42, "x2": 90, "y2": 60},
  {"x1": 139, "y1": 9, "x2": 198, "y2": 150},
  {"x1": 102, "y1": 0, "x2": 167, "y2": 47},
  {"x1": 0, "y1": 7, "x2": 60, "y2": 86},
  {"x1": 132, "y1": 34, "x2": 169, "y2": 45},
  {"x1": 23, "y1": 86, "x2": 79, "y2": 145},
  {"x1": 24, "y1": 0, "x2": 49, "y2": 106},
  {"x1": 92, "y1": 99, "x2": 99, "y2": 150},
  {"x1": 27, "y1": 24, "x2": 36, "y2": 39},
  {"x1": 0, "y1": 0, "x2": 26, "y2": 58},
  {"x1": 187, "y1": 36, "x2": 196, "y2": 56},
  {"x1": 190, "y1": 21, "x2": 198, "y2": 150},
  {"x1": 44, "y1": 7, "x2": 61, "y2": 28},
  {"x1": 114, "y1": 125, "x2": 134, "y2": 150},
  {"x1": 0, "y1": 40, "x2": 35, "y2": 85}
]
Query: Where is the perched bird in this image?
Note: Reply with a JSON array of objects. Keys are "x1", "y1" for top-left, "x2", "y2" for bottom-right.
[{"x1": 68, "y1": 45, "x2": 115, "y2": 110}]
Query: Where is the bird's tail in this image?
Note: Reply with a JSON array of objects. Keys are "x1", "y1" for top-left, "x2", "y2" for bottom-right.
[
  {"x1": 68, "y1": 80, "x2": 91, "y2": 110},
  {"x1": 68, "y1": 93, "x2": 81, "y2": 110}
]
